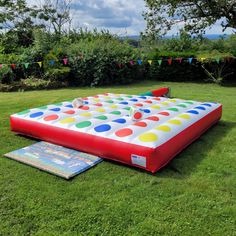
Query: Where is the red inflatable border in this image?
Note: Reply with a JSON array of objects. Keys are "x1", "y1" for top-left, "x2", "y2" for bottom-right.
[{"x1": 10, "y1": 105, "x2": 222, "y2": 172}]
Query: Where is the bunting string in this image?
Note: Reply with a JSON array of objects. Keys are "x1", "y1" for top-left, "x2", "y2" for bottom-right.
[{"x1": 0, "y1": 56, "x2": 235, "y2": 71}]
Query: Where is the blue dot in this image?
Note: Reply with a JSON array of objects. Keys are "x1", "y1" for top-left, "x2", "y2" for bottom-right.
[
  {"x1": 194, "y1": 106, "x2": 206, "y2": 110},
  {"x1": 50, "y1": 108, "x2": 61, "y2": 112},
  {"x1": 119, "y1": 102, "x2": 128, "y2": 105},
  {"x1": 130, "y1": 99, "x2": 138, "y2": 102},
  {"x1": 30, "y1": 112, "x2": 44, "y2": 118},
  {"x1": 112, "y1": 118, "x2": 126, "y2": 124},
  {"x1": 84, "y1": 101, "x2": 89, "y2": 105},
  {"x1": 187, "y1": 110, "x2": 199, "y2": 115},
  {"x1": 66, "y1": 104, "x2": 73, "y2": 108},
  {"x1": 202, "y1": 103, "x2": 212, "y2": 107},
  {"x1": 94, "y1": 124, "x2": 111, "y2": 132},
  {"x1": 138, "y1": 96, "x2": 147, "y2": 99},
  {"x1": 141, "y1": 109, "x2": 151, "y2": 113}
]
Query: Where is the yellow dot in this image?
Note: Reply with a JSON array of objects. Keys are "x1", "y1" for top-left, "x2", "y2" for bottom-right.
[
  {"x1": 80, "y1": 112, "x2": 92, "y2": 117},
  {"x1": 151, "y1": 105, "x2": 161, "y2": 109},
  {"x1": 110, "y1": 105, "x2": 118, "y2": 109},
  {"x1": 96, "y1": 108, "x2": 106, "y2": 113},
  {"x1": 155, "y1": 125, "x2": 171, "y2": 132},
  {"x1": 139, "y1": 133, "x2": 158, "y2": 142},
  {"x1": 106, "y1": 96, "x2": 111, "y2": 99},
  {"x1": 168, "y1": 119, "x2": 182, "y2": 125},
  {"x1": 93, "y1": 98, "x2": 100, "y2": 102},
  {"x1": 60, "y1": 117, "x2": 76, "y2": 124},
  {"x1": 161, "y1": 102, "x2": 169, "y2": 106},
  {"x1": 169, "y1": 99, "x2": 177, "y2": 102},
  {"x1": 178, "y1": 114, "x2": 191, "y2": 119}
]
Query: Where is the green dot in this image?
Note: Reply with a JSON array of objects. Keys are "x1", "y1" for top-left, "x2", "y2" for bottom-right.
[
  {"x1": 95, "y1": 115, "x2": 108, "y2": 120},
  {"x1": 105, "y1": 100, "x2": 114, "y2": 103},
  {"x1": 125, "y1": 95, "x2": 133, "y2": 98},
  {"x1": 123, "y1": 107, "x2": 131, "y2": 111},
  {"x1": 76, "y1": 121, "x2": 92, "y2": 128},
  {"x1": 54, "y1": 102, "x2": 63, "y2": 106},
  {"x1": 116, "y1": 98, "x2": 124, "y2": 101},
  {"x1": 110, "y1": 111, "x2": 121, "y2": 115},
  {"x1": 17, "y1": 109, "x2": 30, "y2": 115},
  {"x1": 38, "y1": 106, "x2": 48, "y2": 109},
  {"x1": 184, "y1": 101, "x2": 194, "y2": 104},
  {"x1": 177, "y1": 104, "x2": 187, "y2": 108},
  {"x1": 167, "y1": 108, "x2": 179, "y2": 112}
]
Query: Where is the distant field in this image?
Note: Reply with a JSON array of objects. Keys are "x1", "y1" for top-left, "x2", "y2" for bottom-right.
[{"x1": 0, "y1": 81, "x2": 235, "y2": 235}]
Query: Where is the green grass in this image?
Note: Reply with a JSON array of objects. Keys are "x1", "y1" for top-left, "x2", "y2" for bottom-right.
[{"x1": 0, "y1": 81, "x2": 235, "y2": 235}]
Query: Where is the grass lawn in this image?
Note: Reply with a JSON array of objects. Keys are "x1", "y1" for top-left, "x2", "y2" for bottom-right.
[{"x1": 0, "y1": 81, "x2": 235, "y2": 235}]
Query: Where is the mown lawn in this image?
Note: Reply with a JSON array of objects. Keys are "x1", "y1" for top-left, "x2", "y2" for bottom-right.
[{"x1": 0, "y1": 81, "x2": 235, "y2": 235}]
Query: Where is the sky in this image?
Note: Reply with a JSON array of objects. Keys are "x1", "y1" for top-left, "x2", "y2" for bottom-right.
[{"x1": 28, "y1": 0, "x2": 235, "y2": 36}]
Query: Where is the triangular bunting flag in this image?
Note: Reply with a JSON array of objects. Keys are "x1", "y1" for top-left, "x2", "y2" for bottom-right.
[
  {"x1": 137, "y1": 59, "x2": 142, "y2": 65},
  {"x1": 37, "y1": 61, "x2": 42, "y2": 68},
  {"x1": 148, "y1": 60, "x2": 153, "y2": 65},
  {"x1": 200, "y1": 57, "x2": 206, "y2": 62},
  {"x1": 177, "y1": 58, "x2": 183, "y2": 64},
  {"x1": 0, "y1": 64, "x2": 2, "y2": 69},
  {"x1": 188, "y1": 58, "x2": 193, "y2": 64},
  {"x1": 226, "y1": 57, "x2": 232, "y2": 63},
  {"x1": 63, "y1": 58, "x2": 68, "y2": 65},
  {"x1": 130, "y1": 60, "x2": 134, "y2": 66},
  {"x1": 49, "y1": 60, "x2": 55, "y2": 66},
  {"x1": 167, "y1": 58, "x2": 172, "y2": 65},
  {"x1": 117, "y1": 63, "x2": 122, "y2": 69},
  {"x1": 11, "y1": 64, "x2": 16, "y2": 70},
  {"x1": 215, "y1": 58, "x2": 220, "y2": 64},
  {"x1": 24, "y1": 63, "x2": 29, "y2": 69},
  {"x1": 158, "y1": 59, "x2": 162, "y2": 66}
]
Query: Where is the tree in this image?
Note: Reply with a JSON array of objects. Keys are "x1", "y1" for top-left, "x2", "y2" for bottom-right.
[{"x1": 143, "y1": 0, "x2": 236, "y2": 38}]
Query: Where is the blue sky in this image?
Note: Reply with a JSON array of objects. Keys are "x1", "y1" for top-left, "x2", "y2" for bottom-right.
[{"x1": 29, "y1": 0, "x2": 235, "y2": 36}]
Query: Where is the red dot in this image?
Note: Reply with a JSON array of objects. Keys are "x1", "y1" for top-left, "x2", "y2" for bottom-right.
[
  {"x1": 134, "y1": 112, "x2": 142, "y2": 120},
  {"x1": 80, "y1": 106, "x2": 89, "y2": 110},
  {"x1": 63, "y1": 110, "x2": 75, "y2": 115},
  {"x1": 94, "y1": 103, "x2": 103, "y2": 106},
  {"x1": 134, "y1": 103, "x2": 143, "y2": 107},
  {"x1": 115, "y1": 128, "x2": 133, "y2": 137},
  {"x1": 82, "y1": 97, "x2": 88, "y2": 100},
  {"x1": 159, "y1": 112, "x2": 170, "y2": 116},
  {"x1": 134, "y1": 122, "x2": 147, "y2": 127},
  {"x1": 103, "y1": 93, "x2": 109, "y2": 96},
  {"x1": 93, "y1": 95, "x2": 99, "y2": 98},
  {"x1": 144, "y1": 100, "x2": 153, "y2": 104},
  {"x1": 147, "y1": 116, "x2": 159, "y2": 121},
  {"x1": 44, "y1": 114, "x2": 59, "y2": 121},
  {"x1": 153, "y1": 97, "x2": 161, "y2": 101}
]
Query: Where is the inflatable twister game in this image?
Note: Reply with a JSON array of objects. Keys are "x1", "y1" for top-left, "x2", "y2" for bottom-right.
[{"x1": 10, "y1": 88, "x2": 222, "y2": 173}]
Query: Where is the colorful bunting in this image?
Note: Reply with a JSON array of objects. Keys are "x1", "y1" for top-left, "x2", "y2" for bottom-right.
[
  {"x1": 177, "y1": 58, "x2": 183, "y2": 64},
  {"x1": 11, "y1": 64, "x2": 16, "y2": 70},
  {"x1": 158, "y1": 59, "x2": 162, "y2": 66},
  {"x1": 188, "y1": 58, "x2": 193, "y2": 64},
  {"x1": 148, "y1": 60, "x2": 153, "y2": 65},
  {"x1": 0, "y1": 64, "x2": 2, "y2": 69},
  {"x1": 215, "y1": 58, "x2": 220, "y2": 64},
  {"x1": 49, "y1": 60, "x2": 55, "y2": 66},
  {"x1": 24, "y1": 63, "x2": 29, "y2": 69},
  {"x1": 37, "y1": 61, "x2": 43, "y2": 68},
  {"x1": 63, "y1": 58, "x2": 69, "y2": 65},
  {"x1": 167, "y1": 58, "x2": 172, "y2": 65},
  {"x1": 137, "y1": 59, "x2": 142, "y2": 65},
  {"x1": 130, "y1": 60, "x2": 134, "y2": 66}
]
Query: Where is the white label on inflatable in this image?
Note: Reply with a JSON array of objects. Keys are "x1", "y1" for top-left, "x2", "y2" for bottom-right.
[{"x1": 131, "y1": 154, "x2": 146, "y2": 168}]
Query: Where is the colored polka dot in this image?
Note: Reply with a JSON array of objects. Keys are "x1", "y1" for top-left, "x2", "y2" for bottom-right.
[
  {"x1": 195, "y1": 106, "x2": 206, "y2": 110},
  {"x1": 119, "y1": 102, "x2": 129, "y2": 105},
  {"x1": 115, "y1": 128, "x2": 133, "y2": 137},
  {"x1": 178, "y1": 114, "x2": 191, "y2": 119},
  {"x1": 44, "y1": 114, "x2": 59, "y2": 121},
  {"x1": 141, "y1": 109, "x2": 151, "y2": 113},
  {"x1": 66, "y1": 105, "x2": 73, "y2": 108},
  {"x1": 123, "y1": 107, "x2": 131, "y2": 111},
  {"x1": 126, "y1": 95, "x2": 133, "y2": 98},
  {"x1": 156, "y1": 125, "x2": 171, "y2": 132},
  {"x1": 151, "y1": 105, "x2": 161, "y2": 109},
  {"x1": 159, "y1": 112, "x2": 170, "y2": 116},
  {"x1": 144, "y1": 100, "x2": 152, "y2": 104},
  {"x1": 152, "y1": 97, "x2": 160, "y2": 101},
  {"x1": 116, "y1": 98, "x2": 124, "y2": 101},
  {"x1": 50, "y1": 108, "x2": 61, "y2": 112},
  {"x1": 84, "y1": 101, "x2": 89, "y2": 105},
  {"x1": 177, "y1": 104, "x2": 187, "y2": 108},
  {"x1": 30, "y1": 112, "x2": 44, "y2": 118},
  {"x1": 161, "y1": 102, "x2": 169, "y2": 106},
  {"x1": 105, "y1": 100, "x2": 114, "y2": 103},
  {"x1": 110, "y1": 105, "x2": 118, "y2": 109},
  {"x1": 130, "y1": 99, "x2": 138, "y2": 102},
  {"x1": 147, "y1": 116, "x2": 159, "y2": 121},
  {"x1": 93, "y1": 95, "x2": 99, "y2": 98},
  {"x1": 80, "y1": 106, "x2": 89, "y2": 110},
  {"x1": 96, "y1": 108, "x2": 106, "y2": 112},
  {"x1": 134, "y1": 122, "x2": 147, "y2": 127},
  {"x1": 202, "y1": 103, "x2": 212, "y2": 107},
  {"x1": 134, "y1": 103, "x2": 143, "y2": 107},
  {"x1": 95, "y1": 115, "x2": 108, "y2": 120},
  {"x1": 113, "y1": 118, "x2": 126, "y2": 124},
  {"x1": 63, "y1": 110, "x2": 75, "y2": 115},
  {"x1": 110, "y1": 111, "x2": 121, "y2": 115},
  {"x1": 134, "y1": 111, "x2": 142, "y2": 120},
  {"x1": 94, "y1": 124, "x2": 111, "y2": 132},
  {"x1": 38, "y1": 106, "x2": 48, "y2": 109},
  {"x1": 168, "y1": 119, "x2": 182, "y2": 125},
  {"x1": 80, "y1": 112, "x2": 92, "y2": 117},
  {"x1": 139, "y1": 133, "x2": 158, "y2": 142},
  {"x1": 138, "y1": 96, "x2": 147, "y2": 99},
  {"x1": 60, "y1": 117, "x2": 76, "y2": 124},
  {"x1": 17, "y1": 110, "x2": 30, "y2": 115},
  {"x1": 168, "y1": 108, "x2": 179, "y2": 112},
  {"x1": 76, "y1": 121, "x2": 92, "y2": 128},
  {"x1": 187, "y1": 110, "x2": 199, "y2": 115},
  {"x1": 53, "y1": 103, "x2": 62, "y2": 106},
  {"x1": 94, "y1": 103, "x2": 103, "y2": 106},
  {"x1": 184, "y1": 101, "x2": 194, "y2": 104},
  {"x1": 169, "y1": 99, "x2": 177, "y2": 102},
  {"x1": 82, "y1": 97, "x2": 88, "y2": 100}
]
